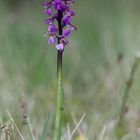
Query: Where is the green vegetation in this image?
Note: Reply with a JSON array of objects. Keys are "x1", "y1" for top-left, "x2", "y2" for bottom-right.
[{"x1": 0, "y1": 0, "x2": 140, "y2": 139}]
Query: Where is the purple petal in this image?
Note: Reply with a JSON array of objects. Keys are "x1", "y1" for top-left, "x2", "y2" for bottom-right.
[
  {"x1": 62, "y1": 15, "x2": 70, "y2": 24},
  {"x1": 56, "y1": 43, "x2": 64, "y2": 50},
  {"x1": 48, "y1": 36, "x2": 55, "y2": 44},
  {"x1": 43, "y1": 1, "x2": 52, "y2": 7},
  {"x1": 44, "y1": 18, "x2": 53, "y2": 25},
  {"x1": 64, "y1": 28, "x2": 71, "y2": 37},
  {"x1": 52, "y1": 13, "x2": 58, "y2": 20},
  {"x1": 54, "y1": 0, "x2": 62, "y2": 3},
  {"x1": 44, "y1": 8, "x2": 52, "y2": 16},
  {"x1": 48, "y1": 24, "x2": 57, "y2": 33},
  {"x1": 54, "y1": 2, "x2": 65, "y2": 10},
  {"x1": 66, "y1": 9, "x2": 75, "y2": 16}
]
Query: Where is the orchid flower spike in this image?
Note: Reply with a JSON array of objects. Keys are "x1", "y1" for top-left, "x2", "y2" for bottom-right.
[{"x1": 43, "y1": 0, "x2": 76, "y2": 50}]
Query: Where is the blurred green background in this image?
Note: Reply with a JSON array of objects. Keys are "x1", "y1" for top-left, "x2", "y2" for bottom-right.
[{"x1": 0, "y1": 0, "x2": 140, "y2": 139}]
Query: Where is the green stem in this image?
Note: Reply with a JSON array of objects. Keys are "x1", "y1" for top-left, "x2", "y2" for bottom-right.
[
  {"x1": 116, "y1": 57, "x2": 140, "y2": 139},
  {"x1": 119, "y1": 58, "x2": 139, "y2": 124},
  {"x1": 54, "y1": 50, "x2": 64, "y2": 140},
  {"x1": 54, "y1": 10, "x2": 64, "y2": 140}
]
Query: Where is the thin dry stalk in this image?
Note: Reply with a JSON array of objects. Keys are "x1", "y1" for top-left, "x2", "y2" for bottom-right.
[
  {"x1": 70, "y1": 113, "x2": 86, "y2": 139},
  {"x1": 99, "y1": 125, "x2": 107, "y2": 140},
  {"x1": 0, "y1": 118, "x2": 6, "y2": 140},
  {"x1": 7, "y1": 110, "x2": 25, "y2": 140},
  {"x1": 27, "y1": 117, "x2": 36, "y2": 140},
  {"x1": 66, "y1": 123, "x2": 71, "y2": 140},
  {"x1": 116, "y1": 56, "x2": 140, "y2": 139}
]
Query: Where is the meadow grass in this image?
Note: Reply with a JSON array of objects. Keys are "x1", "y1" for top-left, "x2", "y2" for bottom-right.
[{"x1": 0, "y1": 0, "x2": 140, "y2": 139}]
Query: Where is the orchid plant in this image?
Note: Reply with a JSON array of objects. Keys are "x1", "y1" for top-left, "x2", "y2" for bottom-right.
[{"x1": 43, "y1": 0, "x2": 76, "y2": 139}]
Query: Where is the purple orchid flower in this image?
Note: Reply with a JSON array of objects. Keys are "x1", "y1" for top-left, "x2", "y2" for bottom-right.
[{"x1": 43, "y1": 0, "x2": 76, "y2": 50}]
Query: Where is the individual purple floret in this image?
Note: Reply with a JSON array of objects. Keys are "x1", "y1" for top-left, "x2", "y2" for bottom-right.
[
  {"x1": 56, "y1": 43, "x2": 64, "y2": 50},
  {"x1": 43, "y1": 0, "x2": 76, "y2": 50},
  {"x1": 64, "y1": 28, "x2": 71, "y2": 37},
  {"x1": 48, "y1": 36, "x2": 55, "y2": 44},
  {"x1": 48, "y1": 24, "x2": 57, "y2": 34},
  {"x1": 44, "y1": 8, "x2": 52, "y2": 15},
  {"x1": 62, "y1": 15, "x2": 70, "y2": 24}
]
